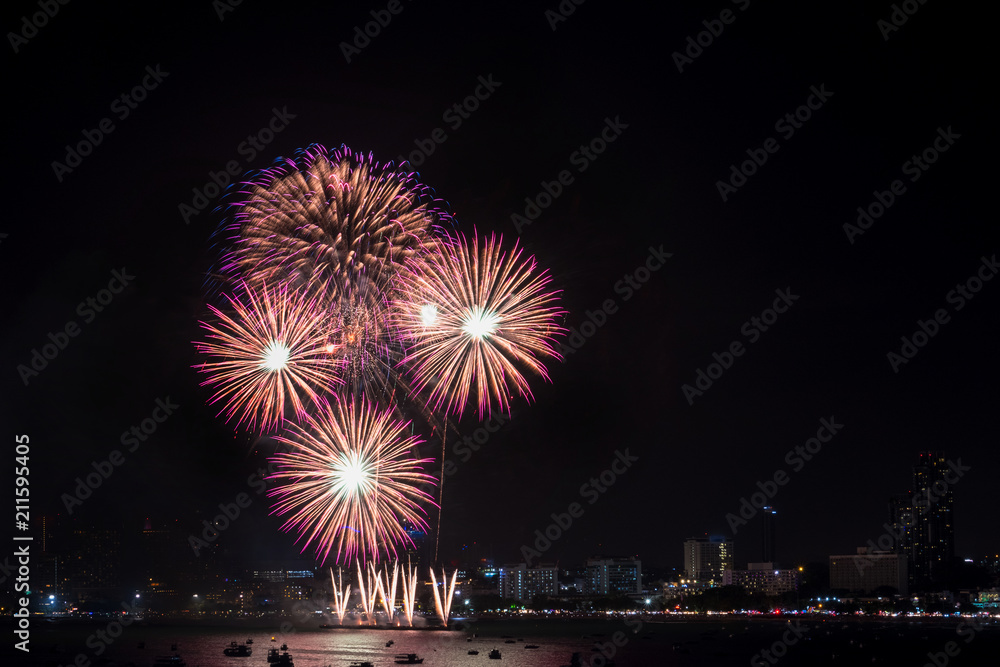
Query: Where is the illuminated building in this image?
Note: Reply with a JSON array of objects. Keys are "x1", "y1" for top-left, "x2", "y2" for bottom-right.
[
  {"x1": 66, "y1": 527, "x2": 121, "y2": 603},
  {"x1": 723, "y1": 562, "x2": 799, "y2": 596},
  {"x1": 683, "y1": 536, "x2": 732, "y2": 585},
  {"x1": 829, "y1": 548, "x2": 908, "y2": 595},
  {"x1": 499, "y1": 563, "x2": 558, "y2": 602},
  {"x1": 910, "y1": 452, "x2": 955, "y2": 589},
  {"x1": 585, "y1": 557, "x2": 642, "y2": 596}
]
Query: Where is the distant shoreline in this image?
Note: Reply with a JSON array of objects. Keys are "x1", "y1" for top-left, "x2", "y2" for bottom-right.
[{"x1": 6, "y1": 613, "x2": 996, "y2": 631}]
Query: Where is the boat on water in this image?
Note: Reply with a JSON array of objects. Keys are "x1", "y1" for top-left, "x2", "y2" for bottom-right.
[
  {"x1": 246, "y1": 637, "x2": 253, "y2": 644},
  {"x1": 468, "y1": 649, "x2": 479, "y2": 655},
  {"x1": 504, "y1": 639, "x2": 516, "y2": 643},
  {"x1": 386, "y1": 639, "x2": 394, "y2": 647},
  {"x1": 153, "y1": 655, "x2": 186, "y2": 666},
  {"x1": 274, "y1": 654, "x2": 294, "y2": 667},
  {"x1": 267, "y1": 647, "x2": 280, "y2": 663},
  {"x1": 348, "y1": 662, "x2": 374, "y2": 667},
  {"x1": 393, "y1": 654, "x2": 424, "y2": 664},
  {"x1": 223, "y1": 641, "x2": 252, "y2": 656},
  {"x1": 525, "y1": 644, "x2": 540, "y2": 649},
  {"x1": 489, "y1": 648, "x2": 502, "y2": 659}
]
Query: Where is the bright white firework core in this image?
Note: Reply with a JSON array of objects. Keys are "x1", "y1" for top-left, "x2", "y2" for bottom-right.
[
  {"x1": 421, "y1": 304, "x2": 438, "y2": 326},
  {"x1": 261, "y1": 341, "x2": 290, "y2": 371},
  {"x1": 461, "y1": 307, "x2": 499, "y2": 339},
  {"x1": 337, "y1": 456, "x2": 371, "y2": 494}
]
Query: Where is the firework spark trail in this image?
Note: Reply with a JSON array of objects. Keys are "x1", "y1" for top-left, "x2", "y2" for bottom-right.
[
  {"x1": 375, "y1": 562, "x2": 400, "y2": 624},
  {"x1": 430, "y1": 567, "x2": 458, "y2": 626},
  {"x1": 330, "y1": 567, "x2": 351, "y2": 624},
  {"x1": 356, "y1": 562, "x2": 378, "y2": 624},
  {"x1": 400, "y1": 560, "x2": 418, "y2": 626},
  {"x1": 194, "y1": 282, "x2": 339, "y2": 433},
  {"x1": 397, "y1": 231, "x2": 565, "y2": 419},
  {"x1": 266, "y1": 397, "x2": 437, "y2": 565}
]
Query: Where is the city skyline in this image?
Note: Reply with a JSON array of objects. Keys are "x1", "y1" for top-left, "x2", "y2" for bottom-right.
[{"x1": 25, "y1": 450, "x2": 994, "y2": 608}]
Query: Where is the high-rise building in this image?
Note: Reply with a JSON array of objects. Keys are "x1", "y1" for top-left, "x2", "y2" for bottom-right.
[
  {"x1": 887, "y1": 453, "x2": 955, "y2": 591},
  {"x1": 585, "y1": 557, "x2": 642, "y2": 596},
  {"x1": 499, "y1": 563, "x2": 558, "y2": 602},
  {"x1": 65, "y1": 526, "x2": 121, "y2": 603},
  {"x1": 910, "y1": 452, "x2": 954, "y2": 588},
  {"x1": 683, "y1": 537, "x2": 732, "y2": 584},
  {"x1": 401, "y1": 523, "x2": 429, "y2": 571},
  {"x1": 761, "y1": 507, "x2": 777, "y2": 563},
  {"x1": 888, "y1": 494, "x2": 914, "y2": 556}
]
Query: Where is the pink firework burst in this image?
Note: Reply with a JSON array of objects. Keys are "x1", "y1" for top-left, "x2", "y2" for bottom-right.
[
  {"x1": 211, "y1": 144, "x2": 450, "y2": 406},
  {"x1": 216, "y1": 143, "x2": 448, "y2": 297},
  {"x1": 396, "y1": 232, "x2": 565, "y2": 419},
  {"x1": 194, "y1": 282, "x2": 340, "y2": 433},
  {"x1": 266, "y1": 397, "x2": 437, "y2": 565}
]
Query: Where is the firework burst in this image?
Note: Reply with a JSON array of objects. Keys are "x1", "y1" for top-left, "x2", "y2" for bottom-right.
[
  {"x1": 212, "y1": 144, "x2": 449, "y2": 406},
  {"x1": 216, "y1": 143, "x2": 448, "y2": 296},
  {"x1": 194, "y1": 283, "x2": 339, "y2": 433},
  {"x1": 396, "y1": 232, "x2": 565, "y2": 418},
  {"x1": 266, "y1": 397, "x2": 437, "y2": 565}
]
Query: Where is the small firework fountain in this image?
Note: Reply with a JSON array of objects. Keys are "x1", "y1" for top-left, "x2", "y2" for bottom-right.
[
  {"x1": 356, "y1": 562, "x2": 380, "y2": 625},
  {"x1": 194, "y1": 145, "x2": 565, "y2": 624},
  {"x1": 430, "y1": 567, "x2": 459, "y2": 626},
  {"x1": 330, "y1": 567, "x2": 351, "y2": 624},
  {"x1": 400, "y1": 561, "x2": 419, "y2": 626},
  {"x1": 375, "y1": 561, "x2": 400, "y2": 625}
]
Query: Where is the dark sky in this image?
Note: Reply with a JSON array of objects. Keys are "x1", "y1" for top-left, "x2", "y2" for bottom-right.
[{"x1": 3, "y1": 0, "x2": 997, "y2": 573}]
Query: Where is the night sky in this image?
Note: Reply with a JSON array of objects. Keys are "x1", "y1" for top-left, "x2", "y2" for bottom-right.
[{"x1": 4, "y1": 0, "x2": 997, "y2": 573}]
